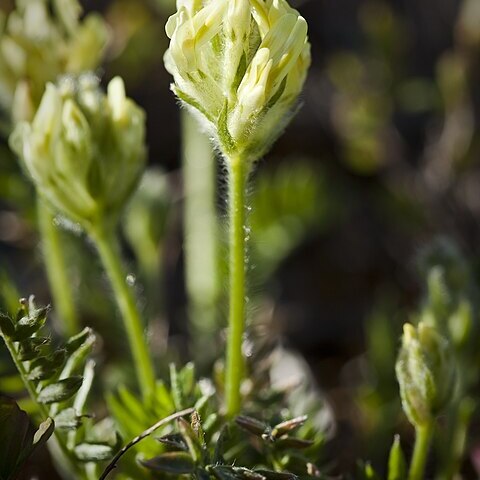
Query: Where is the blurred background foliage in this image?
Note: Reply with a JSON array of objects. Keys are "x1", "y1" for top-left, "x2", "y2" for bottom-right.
[{"x1": 1, "y1": 0, "x2": 480, "y2": 477}]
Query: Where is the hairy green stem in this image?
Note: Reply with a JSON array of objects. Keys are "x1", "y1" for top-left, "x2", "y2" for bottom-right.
[
  {"x1": 37, "y1": 199, "x2": 79, "y2": 336},
  {"x1": 409, "y1": 423, "x2": 433, "y2": 480},
  {"x1": 89, "y1": 223, "x2": 155, "y2": 400},
  {"x1": 0, "y1": 332, "x2": 82, "y2": 478},
  {"x1": 225, "y1": 157, "x2": 249, "y2": 417},
  {"x1": 182, "y1": 111, "x2": 220, "y2": 360}
]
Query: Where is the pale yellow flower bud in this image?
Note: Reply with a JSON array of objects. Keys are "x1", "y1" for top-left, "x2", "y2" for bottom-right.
[
  {"x1": 9, "y1": 75, "x2": 146, "y2": 229},
  {"x1": 165, "y1": 0, "x2": 311, "y2": 163},
  {"x1": 396, "y1": 322, "x2": 456, "y2": 428}
]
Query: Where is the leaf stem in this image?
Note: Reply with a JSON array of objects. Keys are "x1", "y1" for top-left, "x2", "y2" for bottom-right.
[
  {"x1": 225, "y1": 156, "x2": 249, "y2": 417},
  {"x1": 89, "y1": 223, "x2": 156, "y2": 400},
  {"x1": 37, "y1": 199, "x2": 79, "y2": 336},
  {"x1": 409, "y1": 422, "x2": 433, "y2": 480}
]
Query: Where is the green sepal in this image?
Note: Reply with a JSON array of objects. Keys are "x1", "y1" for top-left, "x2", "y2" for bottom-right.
[{"x1": 37, "y1": 376, "x2": 83, "y2": 404}]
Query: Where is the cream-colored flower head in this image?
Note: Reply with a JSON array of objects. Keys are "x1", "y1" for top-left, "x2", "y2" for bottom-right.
[
  {"x1": 0, "y1": 0, "x2": 109, "y2": 127},
  {"x1": 10, "y1": 75, "x2": 146, "y2": 229},
  {"x1": 164, "y1": 0, "x2": 311, "y2": 163}
]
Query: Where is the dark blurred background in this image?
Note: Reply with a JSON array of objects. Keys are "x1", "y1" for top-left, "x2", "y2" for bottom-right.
[{"x1": 1, "y1": 0, "x2": 480, "y2": 476}]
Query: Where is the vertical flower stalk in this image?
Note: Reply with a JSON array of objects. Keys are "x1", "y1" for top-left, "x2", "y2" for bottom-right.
[
  {"x1": 37, "y1": 199, "x2": 80, "y2": 336},
  {"x1": 225, "y1": 156, "x2": 249, "y2": 416},
  {"x1": 165, "y1": 0, "x2": 311, "y2": 416},
  {"x1": 10, "y1": 75, "x2": 156, "y2": 400}
]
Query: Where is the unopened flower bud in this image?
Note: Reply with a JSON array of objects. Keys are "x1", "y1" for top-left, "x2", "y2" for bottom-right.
[
  {"x1": 9, "y1": 75, "x2": 146, "y2": 229},
  {"x1": 164, "y1": 0, "x2": 311, "y2": 163},
  {"x1": 395, "y1": 322, "x2": 455, "y2": 428}
]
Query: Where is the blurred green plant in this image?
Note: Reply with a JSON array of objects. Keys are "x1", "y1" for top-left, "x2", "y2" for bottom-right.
[
  {"x1": 0, "y1": 0, "x2": 109, "y2": 130},
  {"x1": 0, "y1": 0, "x2": 110, "y2": 338},
  {"x1": 250, "y1": 161, "x2": 337, "y2": 281}
]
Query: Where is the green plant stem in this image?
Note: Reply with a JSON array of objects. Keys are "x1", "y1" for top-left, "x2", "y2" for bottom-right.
[
  {"x1": 225, "y1": 156, "x2": 249, "y2": 417},
  {"x1": 409, "y1": 423, "x2": 433, "y2": 480},
  {"x1": 89, "y1": 223, "x2": 155, "y2": 400},
  {"x1": 182, "y1": 111, "x2": 220, "y2": 361},
  {"x1": 37, "y1": 199, "x2": 79, "y2": 336},
  {"x1": 0, "y1": 332, "x2": 82, "y2": 477}
]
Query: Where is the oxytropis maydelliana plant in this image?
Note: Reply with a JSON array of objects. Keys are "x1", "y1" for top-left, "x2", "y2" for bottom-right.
[
  {"x1": 0, "y1": 0, "x2": 110, "y2": 339},
  {"x1": 395, "y1": 321, "x2": 456, "y2": 480},
  {"x1": 165, "y1": 0, "x2": 311, "y2": 417},
  {"x1": 9, "y1": 74, "x2": 156, "y2": 401}
]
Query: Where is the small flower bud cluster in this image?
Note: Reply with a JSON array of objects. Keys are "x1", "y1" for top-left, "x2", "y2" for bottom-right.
[
  {"x1": 0, "y1": 0, "x2": 109, "y2": 127},
  {"x1": 395, "y1": 322, "x2": 455, "y2": 428},
  {"x1": 10, "y1": 75, "x2": 146, "y2": 228},
  {"x1": 164, "y1": 0, "x2": 311, "y2": 163}
]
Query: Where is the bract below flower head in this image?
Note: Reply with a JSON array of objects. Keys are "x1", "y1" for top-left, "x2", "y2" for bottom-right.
[
  {"x1": 10, "y1": 74, "x2": 146, "y2": 229},
  {"x1": 165, "y1": 0, "x2": 311, "y2": 164}
]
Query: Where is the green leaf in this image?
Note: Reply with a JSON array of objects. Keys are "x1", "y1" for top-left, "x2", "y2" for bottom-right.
[
  {"x1": 271, "y1": 416, "x2": 308, "y2": 439},
  {"x1": 37, "y1": 377, "x2": 83, "y2": 404},
  {"x1": 209, "y1": 465, "x2": 239, "y2": 480},
  {"x1": 85, "y1": 417, "x2": 119, "y2": 447},
  {"x1": 157, "y1": 433, "x2": 188, "y2": 451},
  {"x1": 27, "y1": 350, "x2": 66, "y2": 381},
  {"x1": 74, "y1": 443, "x2": 113, "y2": 462},
  {"x1": 0, "y1": 313, "x2": 15, "y2": 337},
  {"x1": 210, "y1": 466, "x2": 266, "y2": 480},
  {"x1": 254, "y1": 471, "x2": 297, "y2": 480},
  {"x1": 177, "y1": 417, "x2": 202, "y2": 462},
  {"x1": 179, "y1": 362, "x2": 196, "y2": 398},
  {"x1": 140, "y1": 451, "x2": 195, "y2": 474},
  {"x1": 65, "y1": 327, "x2": 95, "y2": 354},
  {"x1": 0, "y1": 397, "x2": 54, "y2": 479},
  {"x1": 213, "y1": 424, "x2": 230, "y2": 465},
  {"x1": 54, "y1": 408, "x2": 83, "y2": 430},
  {"x1": 0, "y1": 396, "x2": 35, "y2": 479},
  {"x1": 33, "y1": 417, "x2": 55, "y2": 446},
  {"x1": 358, "y1": 462, "x2": 381, "y2": 480},
  {"x1": 388, "y1": 435, "x2": 407, "y2": 480},
  {"x1": 170, "y1": 363, "x2": 183, "y2": 410},
  {"x1": 274, "y1": 437, "x2": 314, "y2": 450},
  {"x1": 17, "y1": 337, "x2": 50, "y2": 361},
  {"x1": 60, "y1": 328, "x2": 95, "y2": 377},
  {"x1": 12, "y1": 306, "x2": 48, "y2": 341},
  {"x1": 235, "y1": 416, "x2": 268, "y2": 436}
]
